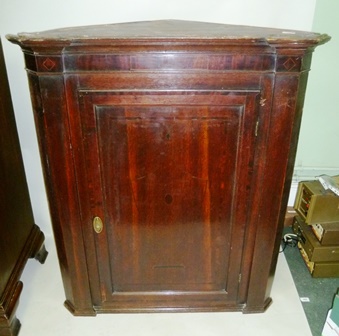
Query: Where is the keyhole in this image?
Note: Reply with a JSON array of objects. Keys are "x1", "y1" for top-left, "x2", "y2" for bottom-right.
[
  {"x1": 166, "y1": 133, "x2": 170, "y2": 140},
  {"x1": 165, "y1": 194, "x2": 173, "y2": 204}
]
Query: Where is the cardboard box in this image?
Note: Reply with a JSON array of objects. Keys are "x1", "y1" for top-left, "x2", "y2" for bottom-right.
[
  {"x1": 312, "y1": 222, "x2": 339, "y2": 245},
  {"x1": 294, "y1": 179, "x2": 339, "y2": 224}
]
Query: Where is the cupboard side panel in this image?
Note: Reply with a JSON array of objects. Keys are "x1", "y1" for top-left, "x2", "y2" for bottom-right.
[
  {"x1": 244, "y1": 71, "x2": 306, "y2": 312},
  {"x1": 266, "y1": 68, "x2": 311, "y2": 301},
  {"x1": 26, "y1": 72, "x2": 95, "y2": 315}
]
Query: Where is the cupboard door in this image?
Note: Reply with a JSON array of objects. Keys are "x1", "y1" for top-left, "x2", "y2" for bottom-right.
[{"x1": 75, "y1": 89, "x2": 261, "y2": 311}]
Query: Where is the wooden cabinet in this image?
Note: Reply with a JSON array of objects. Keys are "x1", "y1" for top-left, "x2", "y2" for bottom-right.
[
  {"x1": 0, "y1": 38, "x2": 47, "y2": 336},
  {"x1": 7, "y1": 20, "x2": 330, "y2": 315}
]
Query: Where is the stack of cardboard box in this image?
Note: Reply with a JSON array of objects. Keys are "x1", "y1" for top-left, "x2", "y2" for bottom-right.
[{"x1": 293, "y1": 177, "x2": 339, "y2": 278}]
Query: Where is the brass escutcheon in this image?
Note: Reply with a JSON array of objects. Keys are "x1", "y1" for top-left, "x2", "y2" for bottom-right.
[{"x1": 93, "y1": 216, "x2": 103, "y2": 233}]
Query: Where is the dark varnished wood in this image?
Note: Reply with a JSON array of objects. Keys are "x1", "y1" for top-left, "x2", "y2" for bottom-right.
[
  {"x1": 7, "y1": 20, "x2": 330, "y2": 315},
  {"x1": 0, "y1": 38, "x2": 48, "y2": 336}
]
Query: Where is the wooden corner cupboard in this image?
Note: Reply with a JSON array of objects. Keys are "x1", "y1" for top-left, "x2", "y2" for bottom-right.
[
  {"x1": 0, "y1": 37, "x2": 48, "y2": 336},
  {"x1": 7, "y1": 20, "x2": 330, "y2": 315}
]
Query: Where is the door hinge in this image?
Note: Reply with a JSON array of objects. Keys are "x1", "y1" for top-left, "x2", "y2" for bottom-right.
[
  {"x1": 255, "y1": 119, "x2": 259, "y2": 137},
  {"x1": 239, "y1": 273, "x2": 242, "y2": 283}
]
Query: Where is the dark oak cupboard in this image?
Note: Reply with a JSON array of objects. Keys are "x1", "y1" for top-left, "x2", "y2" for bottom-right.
[
  {"x1": 0, "y1": 38, "x2": 47, "y2": 336},
  {"x1": 7, "y1": 20, "x2": 329, "y2": 315}
]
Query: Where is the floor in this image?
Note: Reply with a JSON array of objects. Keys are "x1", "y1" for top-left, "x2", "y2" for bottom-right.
[
  {"x1": 16, "y1": 235, "x2": 313, "y2": 336},
  {"x1": 283, "y1": 227, "x2": 339, "y2": 336}
]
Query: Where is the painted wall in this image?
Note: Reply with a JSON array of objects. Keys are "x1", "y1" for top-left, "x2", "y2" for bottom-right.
[
  {"x1": 294, "y1": 0, "x2": 339, "y2": 180},
  {"x1": 0, "y1": 0, "x2": 317, "y2": 235}
]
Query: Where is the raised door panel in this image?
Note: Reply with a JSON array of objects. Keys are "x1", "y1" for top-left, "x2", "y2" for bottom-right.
[{"x1": 73, "y1": 89, "x2": 261, "y2": 312}]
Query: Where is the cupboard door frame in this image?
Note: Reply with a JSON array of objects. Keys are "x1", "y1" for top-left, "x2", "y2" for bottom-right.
[{"x1": 65, "y1": 76, "x2": 268, "y2": 312}]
